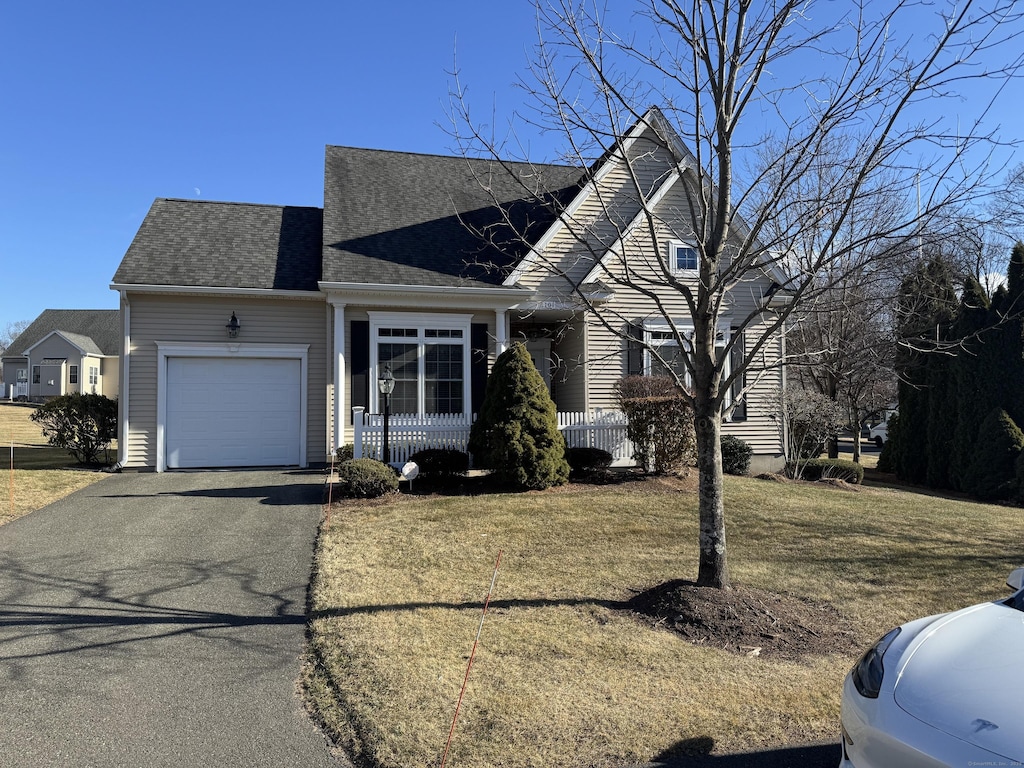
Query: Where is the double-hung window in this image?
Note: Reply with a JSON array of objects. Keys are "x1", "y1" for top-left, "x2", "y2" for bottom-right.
[
  {"x1": 669, "y1": 240, "x2": 699, "y2": 274},
  {"x1": 89, "y1": 366, "x2": 99, "y2": 386},
  {"x1": 370, "y1": 313, "x2": 472, "y2": 417},
  {"x1": 32, "y1": 366, "x2": 40, "y2": 384},
  {"x1": 69, "y1": 365, "x2": 79, "y2": 385},
  {"x1": 643, "y1": 320, "x2": 745, "y2": 420}
]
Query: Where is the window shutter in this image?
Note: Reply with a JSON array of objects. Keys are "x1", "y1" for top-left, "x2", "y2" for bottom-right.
[
  {"x1": 471, "y1": 323, "x2": 489, "y2": 414},
  {"x1": 626, "y1": 323, "x2": 644, "y2": 376},
  {"x1": 730, "y1": 329, "x2": 747, "y2": 421},
  {"x1": 351, "y1": 320, "x2": 370, "y2": 411}
]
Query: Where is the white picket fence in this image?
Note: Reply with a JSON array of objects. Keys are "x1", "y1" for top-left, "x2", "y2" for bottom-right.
[{"x1": 351, "y1": 407, "x2": 635, "y2": 467}]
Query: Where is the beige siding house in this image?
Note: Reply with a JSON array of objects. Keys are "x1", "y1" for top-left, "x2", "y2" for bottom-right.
[
  {"x1": 111, "y1": 108, "x2": 787, "y2": 472},
  {"x1": 2, "y1": 310, "x2": 120, "y2": 402}
]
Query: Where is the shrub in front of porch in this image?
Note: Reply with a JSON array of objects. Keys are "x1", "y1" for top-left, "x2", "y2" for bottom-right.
[
  {"x1": 334, "y1": 458, "x2": 400, "y2": 498},
  {"x1": 615, "y1": 376, "x2": 695, "y2": 474},
  {"x1": 408, "y1": 448, "x2": 469, "y2": 482},
  {"x1": 468, "y1": 342, "x2": 569, "y2": 490}
]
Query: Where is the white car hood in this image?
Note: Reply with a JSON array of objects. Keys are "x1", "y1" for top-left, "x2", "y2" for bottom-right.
[{"x1": 894, "y1": 602, "x2": 1024, "y2": 760}]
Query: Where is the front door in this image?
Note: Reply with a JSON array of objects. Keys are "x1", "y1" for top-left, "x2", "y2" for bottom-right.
[{"x1": 525, "y1": 340, "x2": 552, "y2": 391}]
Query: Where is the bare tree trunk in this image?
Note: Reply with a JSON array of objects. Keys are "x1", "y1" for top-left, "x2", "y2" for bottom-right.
[{"x1": 694, "y1": 400, "x2": 728, "y2": 589}]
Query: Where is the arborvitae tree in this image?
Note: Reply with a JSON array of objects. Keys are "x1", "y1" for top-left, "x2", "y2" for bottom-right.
[
  {"x1": 891, "y1": 259, "x2": 958, "y2": 483},
  {"x1": 986, "y1": 242, "x2": 1024, "y2": 429},
  {"x1": 468, "y1": 342, "x2": 570, "y2": 490},
  {"x1": 949, "y1": 277, "x2": 993, "y2": 490},
  {"x1": 962, "y1": 408, "x2": 1024, "y2": 500}
]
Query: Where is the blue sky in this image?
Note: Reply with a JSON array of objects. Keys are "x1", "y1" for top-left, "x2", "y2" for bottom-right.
[
  {"x1": 2, "y1": 1, "x2": 1022, "y2": 330},
  {"x1": 0, "y1": 1, "x2": 545, "y2": 328}
]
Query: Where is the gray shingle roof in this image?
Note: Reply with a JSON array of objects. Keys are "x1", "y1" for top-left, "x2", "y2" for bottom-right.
[
  {"x1": 3, "y1": 310, "x2": 121, "y2": 358},
  {"x1": 322, "y1": 147, "x2": 585, "y2": 287},
  {"x1": 113, "y1": 200, "x2": 323, "y2": 291}
]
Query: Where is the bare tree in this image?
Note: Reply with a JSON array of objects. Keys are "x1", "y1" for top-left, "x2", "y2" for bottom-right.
[
  {"x1": 0, "y1": 320, "x2": 31, "y2": 356},
  {"x1": 449, "y1": 0, "x2": 1024, "y2": 588}
]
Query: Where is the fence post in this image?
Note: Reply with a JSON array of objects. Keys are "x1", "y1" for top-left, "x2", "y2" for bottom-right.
[{"x1": 352, "y1": 407, "x2": 365, "y2": 459}]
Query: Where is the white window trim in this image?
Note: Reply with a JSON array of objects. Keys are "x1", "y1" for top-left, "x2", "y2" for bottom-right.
[
  {"x1": 668, "y1": 239, "x2": 699, "y2": 276},
  {"x1": 642, "y1": 319, "x2": 732, "y2": 395},
  {"x1": 368, "y1": 311, "x2": 473, "y2": 417},
  {"x1": 154, "y1": 342, "x2": 310, "y2": 473}
]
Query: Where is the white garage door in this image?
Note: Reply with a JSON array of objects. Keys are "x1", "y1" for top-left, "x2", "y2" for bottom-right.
[{"x1": 166, "y1": 357, "x2": 302, "y2": 469}]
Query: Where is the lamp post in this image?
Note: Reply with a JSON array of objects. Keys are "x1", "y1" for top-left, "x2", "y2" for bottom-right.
[{"x1": 377, "y1": 364, "x2": 395, "y2": 464}]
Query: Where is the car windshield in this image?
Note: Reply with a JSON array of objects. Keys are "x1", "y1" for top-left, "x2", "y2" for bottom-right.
[{"x1": 1005, "y1": 590, "x2": 1024, "y2": 612}]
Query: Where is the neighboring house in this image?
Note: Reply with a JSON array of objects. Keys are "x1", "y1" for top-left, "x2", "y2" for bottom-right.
[
  {"x1": 1, "y1": 309, "x2": 120, "y2": 402},
  {"x1": 110, "y1": 109, "x2": 787, "y2": 472}
]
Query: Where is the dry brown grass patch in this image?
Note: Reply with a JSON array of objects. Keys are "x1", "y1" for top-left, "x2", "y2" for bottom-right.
[{"x1": 308, "y1": 472, "x2": 1020, "y2": 767}]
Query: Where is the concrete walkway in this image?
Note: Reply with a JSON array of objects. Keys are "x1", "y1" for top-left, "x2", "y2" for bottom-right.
[{"x1": 0, "y1": 470, "x2": 343, "y2": 767}]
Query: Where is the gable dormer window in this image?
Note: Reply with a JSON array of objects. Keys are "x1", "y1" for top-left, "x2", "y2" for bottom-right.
[{"x1": 669, "y1": 241, "x2": 699, "y2": 274}]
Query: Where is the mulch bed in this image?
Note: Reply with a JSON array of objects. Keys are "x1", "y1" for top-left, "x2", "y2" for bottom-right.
[{"x1": 625, "y1": 579, "x2": 862, "y2": 660}]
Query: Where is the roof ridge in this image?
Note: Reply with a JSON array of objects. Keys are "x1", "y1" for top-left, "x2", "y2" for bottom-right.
[
  {"x1": 156, "y1": 198, "x2": 322, "y2": 211},
  {"x1": 324, "y1": 145, "x2": 576, "y2": 171}
]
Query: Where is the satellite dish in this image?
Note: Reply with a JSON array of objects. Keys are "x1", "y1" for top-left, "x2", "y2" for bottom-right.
[{"x1": 401, "y1": 462, "x2": 420, "y2": 481}]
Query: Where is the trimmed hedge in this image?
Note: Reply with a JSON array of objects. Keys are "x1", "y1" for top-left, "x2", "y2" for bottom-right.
[
  {"x1": 720, "y1": 435, "x2": 753, "y2": 476},
  {"x1": 408, "y1": 448, "x2": 469, "y2": 479},
  {"x1": 334, "y1": 458, "x2": 399, "y2": 498},
  {"x1": 793, "y1": 458, "x2": 864, "y2": 484},
  {"x1": 566, "y1": 447, "x2": 614, "y2": 477}
]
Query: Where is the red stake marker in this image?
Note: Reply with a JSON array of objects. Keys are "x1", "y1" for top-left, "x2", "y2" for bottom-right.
[{"x1": 440, "y1": 549, "x2": 503, "y2": 768}]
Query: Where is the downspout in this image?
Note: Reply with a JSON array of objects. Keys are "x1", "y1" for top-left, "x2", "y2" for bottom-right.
[
  {"x1": 331, "y1": 300, "x2": 346, "y2": 455},
  {"x1": 583, "y1": 315, "x2": 591, "y2": 412},
  {"x1": 495, "y1": 310, "x2": 508, "y2": 356},
  {"x1": 117, "y1": 290, "x2": 130, "y2": 469}
]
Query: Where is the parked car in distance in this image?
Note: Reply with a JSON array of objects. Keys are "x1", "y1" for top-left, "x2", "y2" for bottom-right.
[
  {"x1": 867, "y1": 420, "x2": 887, "y2": 448},
  {"x1": 839, "y1": 567, "x2": 1024, "y2": 767},
  {"x1": 866, "y1": 409, "x2": 896, "y2": 447}
]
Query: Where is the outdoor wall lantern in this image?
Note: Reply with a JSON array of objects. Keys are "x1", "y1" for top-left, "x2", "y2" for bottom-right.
[
  {"x1": 377, "y1": 364, "x2": 395, "y2": 464},
  {"x1": 226, "y1": 312, "x2": 241, "y2": 338}
]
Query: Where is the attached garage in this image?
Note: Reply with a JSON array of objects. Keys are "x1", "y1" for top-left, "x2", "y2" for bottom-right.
[{"x1": 156, "y1": 343, "x2": 309, "y2": 472}]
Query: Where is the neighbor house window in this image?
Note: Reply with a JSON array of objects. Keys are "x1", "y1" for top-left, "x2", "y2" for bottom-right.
[
  {"x1": 69, "y1": 365, "x2": 79, "y2": 385},
  {"x1": 89, "y1": 366, "x2": 99, "y2": 386},
  {"x1": 16, "y1": 368, "x2": 27, "y2": 383},
  {"x1": 370, "y1": 313, "x2": 471, "y2": 417},
  {"x1": 32, "y1": 366, "x2": 40, "y2": 384},
  {"x1": 669, "y1": 241, "x2": 699, "y2": 273}
]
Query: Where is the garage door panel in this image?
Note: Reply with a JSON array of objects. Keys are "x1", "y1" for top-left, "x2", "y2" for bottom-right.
[{"x1": 166, "y1": 357, "x2": 301, "y2": 469}]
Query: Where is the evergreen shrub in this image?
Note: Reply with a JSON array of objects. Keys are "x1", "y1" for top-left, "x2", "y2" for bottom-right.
[
  {"x1": 720, "y1": 435, "x2": 753, "y2": 476},
  {"x1": 566, "y1": 447, "x2": 614, "y2": 477},
  {"x1": 408, "y1": 448, "x2": 469, "y2": 479},
  {"x1": 962, "y1": 409, "x2": 1024, "y2": 500},
  {"x1": 30, "y1": 393, "x2": 118, "y2": 465},
  {"x1": 334, "y1": 458, "x2": 399, "y2": 498},
  {"x1": 468, "y1": 342, "x2": 569, "y2": 490}
]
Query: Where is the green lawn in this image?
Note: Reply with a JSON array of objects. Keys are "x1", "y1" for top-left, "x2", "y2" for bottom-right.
[{"x1": 308, "y1": 474, "x2": 1021, "y2": 767}]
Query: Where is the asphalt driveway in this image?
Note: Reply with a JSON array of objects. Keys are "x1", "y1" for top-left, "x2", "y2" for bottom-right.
[{"x1": 0, "y1": 469, "x2": 343, "y2": 767}]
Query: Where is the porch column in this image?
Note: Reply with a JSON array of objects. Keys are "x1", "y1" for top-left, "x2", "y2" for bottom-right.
[
  {"x1": 495, "y1": 310, "x2": 509, "y2": 355},
  {"x1": 332, "y1": 301, "x2": 346, "y2": 452}
]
